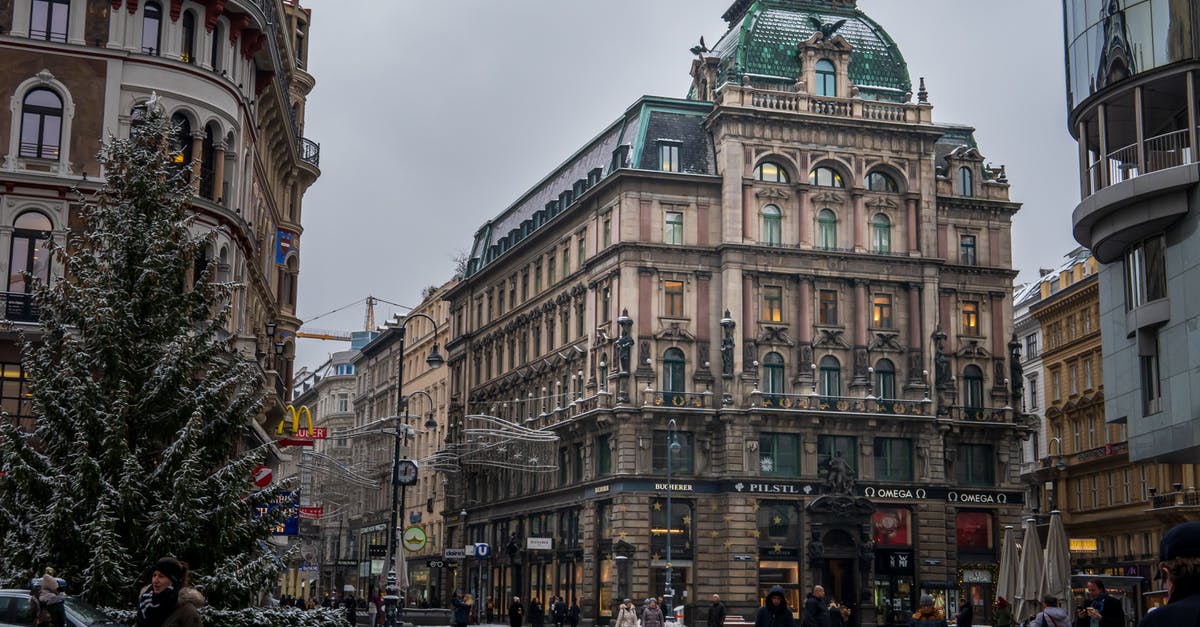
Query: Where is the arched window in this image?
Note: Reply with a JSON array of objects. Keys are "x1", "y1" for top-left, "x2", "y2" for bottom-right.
[
  {"x1": 171, "y1": 113, "x2": 193, "y2": 173},
  {"x1": 30, "y1": 0, "x2": 69, "y2": 42},
  {"x1": 762, "y1": 205, "x2": 782, "y2": 246},
  {"x1": 963, "y1": 365, "x2": 984, "y2": 416},
  {"x1": 874, "y1": 359, "x2": 896, "y2": 401},
  {"x1": 809, "y1": 166, "x2": 844, "y2": 188},
  {"x1": 141, "y1": 2, "x2": 162, "y2": 55},
  {"x1": 958, "y1": 166, "x2": 974, "y2": 197},
  {"x1": 763, "y1": 352, "x2": 785, "y2": 396},
  {"x1": 181, "y1": 11, "x2": 197, "y2": 63},
  {"x1": 871, "y1": 213, "x2": 891, "y2": 253},
  {"x1": 8, "y1": 212, "x2": 53, "y2": 320},
  {"x1": 866, "y1": 171, "x2": 899, "y2": 193},
  {"x1": 200, "y1": 122, "x2": 217, "y2": 199},
  {"x1": 818, "y1": 209, "x2": 838, "y2": 250},
  {"x1": 754, "y1": 161, "x2": 789, "y2": 183},
  {"x1": 815, "y1": 59, "x2": 836, "y2": 97},
  {"x1": 662, "y1": 347, "x2": 686, "y2": 395},
  {"x1": 19, "y1": 89, "x2": 63, "y2": 160},
  {"x1": 210, "y1": 22, "x2": 224, "y2": 71},
  {"x1": 819, "y1": 355, "x2": 841, "y2": 398}
]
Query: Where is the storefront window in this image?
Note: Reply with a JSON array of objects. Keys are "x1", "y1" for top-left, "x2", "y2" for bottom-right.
[
  {"x1": 872, "y1": 508, "x2": 913, "y2": 547},
  {"x1": 650, "y1": 498, "x2": 693, "y2": 558},
  {"x1": 757, "y1": 501, "x2": 802, "y2": 544},
  {"x1": 955, "y1": 512, "x2": 994, "y2": 552}
]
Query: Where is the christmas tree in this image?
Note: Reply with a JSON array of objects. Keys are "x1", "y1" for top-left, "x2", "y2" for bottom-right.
[{"x1": 0, "y1": 97, "x2": 287, "y2": 609}]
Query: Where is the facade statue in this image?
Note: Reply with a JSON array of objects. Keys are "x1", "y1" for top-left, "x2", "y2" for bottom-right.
[
  {"x1": 807, "y1": 531, "x2": 824, "y2": 568},
  {"x1": 823, "y1": 452, "x2": 855, "y2": 495}
]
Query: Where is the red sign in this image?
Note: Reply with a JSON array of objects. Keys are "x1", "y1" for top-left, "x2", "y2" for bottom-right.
[
  {"x1": 297, "y1": 427, "x2": 328, "y2": 439},
  {"x1": 277, "y1": 438, "x2": 315, "y2": 448},
  {"x1": 300, "y1": 506, "x2": 325, "y2": 520},
  {"x1": 253, "y1": 465, "x2": 273, "y2": 488}
]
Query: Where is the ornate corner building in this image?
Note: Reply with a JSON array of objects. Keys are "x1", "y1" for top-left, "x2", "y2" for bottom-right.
[
  {"x1": 1064, "y1": 0, "x2": 1200, "y2": 464},
  {"x1": 438, "y1": 2, "x2": 1027, "y2": 626},
  {"x1": 0, "y1": 0, "x2": 320, "y2": 442}
]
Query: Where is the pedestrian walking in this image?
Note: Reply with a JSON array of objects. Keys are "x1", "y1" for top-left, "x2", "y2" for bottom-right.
[
  {"x1": 552, "y1": 595, "x2": 568, "y2": 627},
  {"x1": 643, "y1": 598, "x2": 667, "y2": 627},
  {"x1": 801, "y1": 585, "x2": 829, "y2": 627},
  {"x1": 453, "y1": 590, "x2": 471, "y2": 627},
  {"x1": 908, "y1": 595, "x2": 947, "y2": 627},
  {"x1": 569, "y1": 600, "x2": 581, "y2": 627},
  {"x1": 1026, "y1": 595, "x2": 1069, "y2": 627},
  {"x1": 1140, "y1": 521, "x2": 1200, "y2": 626},
  {"x1": 1075, "y1": 579, "x2": 1123, "y2": 627},
  {"x1": 135, "y1": 557, "x2": 204, "y2": 627},
  {"x1": 756, "y1": 585, "x2": 796, "y2": 627},
  {"x1": 510, "y1": 596, "x2": 524, "y2": 627},
  {"x1": 615, "y1": 599, "x2": 639, "y2": 627},
  {"x1": 708, "y1": 594, "x2": 728, "y2": 627},
  {"x1": 827, "y1": 599, "x2": 849, "y2": 627},
  {"x1": 992, "y1": 597, "x2": 1012, "y2": 627},
  {"x1": 954, "y1": 599, "x2": 972, "y2": 627},
  {"x1": 344, "y1": 593, "x2": 357, "y2": 626},
  {"x1": 530, "y1": 598, "x2": 546, "y2": 627}
]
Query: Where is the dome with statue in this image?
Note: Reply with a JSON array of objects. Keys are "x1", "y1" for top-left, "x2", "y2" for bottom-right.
[{"x1": 708, "y1": 0, "x2": 912, "y2": 102}]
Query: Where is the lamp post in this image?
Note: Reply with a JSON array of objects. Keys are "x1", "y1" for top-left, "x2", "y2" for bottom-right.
[
  {"x1": 384, "y1": 314, "x2": 444, "y2": 627},
  {"x1": 1047, "y1": 436, "x2": 1067, "y2": 511},
  {"x1": 664, "y1": 418, "x2": 680, "y2": 618}
]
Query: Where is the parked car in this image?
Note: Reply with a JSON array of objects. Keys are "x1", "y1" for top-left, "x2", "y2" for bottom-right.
[{"x1": 0, "y1": 589, "x2": 122, "y2": 626}]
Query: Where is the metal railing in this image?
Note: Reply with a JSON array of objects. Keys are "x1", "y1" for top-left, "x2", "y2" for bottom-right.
[
  {"x1": 758, "y1": 392, "x2": 931, "y2": 416},
  {"x1": 1, "y1": 292, "x2": 39, "y2": 322},
  {"x1": 725, "y1": 84, "x2": 924, "y2": 124},
  {"x1": 1106, "y1": 142, "x2": 1140, "y2": 185},
  {"x1": 299, "y1": 137, "x2": 321, "y2": 167},
  {"x1": 946, "y1": 405, "x2": 1014, "y2": 422},
  {"x1": 646, "y1": 390, "x2": 712, "y2": 409},
  {"x1": 1144, "y1": 128, "x2": 1191, "y2": 172},
  {"x1": 1090, "y1": 127, "x2": 1197, "y2": 196}
]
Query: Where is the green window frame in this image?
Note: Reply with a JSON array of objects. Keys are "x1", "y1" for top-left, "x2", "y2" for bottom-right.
[
  {"x1": 872, "y1": 213, "x2": 891, "y2": 253},
  {"x1": 759, "y1": 432, "x2": 801, "y2": 477},
  {"x1": 818, "y1": 435, "x2": 857, "y2": 477},
  {"x1": 818, "y1": 209, "x2": 838, "y2": 250},
  {"x1": 958, "y1": 443, "x2": 994, "y2": 486},
  {"x1": 815, "y1": 59, "x2": 837, "y2": 97},
  {"x1": 652, "y1": 430, "x2": 694, "y2": 474},
  {"x1": 874, "y1": 437, "x2": 912, "y2": 481},
  {"x1": 596, "y1": 434, "x2": 612, "y2": 476},
  {"x1": 762, "y1": 204, "x2": 782, "y2": 245}
]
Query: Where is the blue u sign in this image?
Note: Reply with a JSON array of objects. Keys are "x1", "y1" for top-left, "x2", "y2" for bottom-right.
[{"x1": 474, "y1": 543, "x2": 490, "y2": 558}]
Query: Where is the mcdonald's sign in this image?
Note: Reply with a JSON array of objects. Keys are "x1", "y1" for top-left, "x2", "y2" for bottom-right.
[{"x1": 277, "y1": 405, "x2": 325, "y2": 447}]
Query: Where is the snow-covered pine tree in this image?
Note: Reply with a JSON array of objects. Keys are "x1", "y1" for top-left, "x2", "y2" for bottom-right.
[{"x1": 0, "y1": 97, "x2": 287, "y2": 609}]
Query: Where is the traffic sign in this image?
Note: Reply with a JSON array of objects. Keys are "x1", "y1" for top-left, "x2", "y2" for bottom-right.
[
  {"x1": 252, "y1": 465, "x2": 273, "y2": 488},
  {"x1": 474, "y1": 542, "x2": 491, "y2": 558},
  {"x1": 402, "y1": 526, "x2": 428, "y2": 552}
]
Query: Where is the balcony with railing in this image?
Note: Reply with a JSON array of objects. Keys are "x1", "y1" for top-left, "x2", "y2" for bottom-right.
[
  {"x1": 1, "y1": 292, "x2": 40, "y2": 323},
  {"x1": 945, "y1": 405, "x2": 1015, "y2": 422},
  {"x1": 644, "y1": 390, "x2": 713, "y2": 409},
  {"x1": 717, "y1": 83, "x2": 932, "y2": 125},
  {"x1": 756, "y1": 392, "x2": 932, "y2": 417},
  {"x1": 1087, "y1": 128, "x2": 1195, "y2": 197},
  {"x1": 299, "y1": 137, "x2": 320, "y2": 167},
  {"x1": 1148, "y1": 486, "x2": 1200, "y2": 522}
]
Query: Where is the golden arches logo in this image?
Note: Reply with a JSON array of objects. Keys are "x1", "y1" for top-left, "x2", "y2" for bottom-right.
[{"x1": 278, "y1": 404, "x2": 314, "y2": 436}]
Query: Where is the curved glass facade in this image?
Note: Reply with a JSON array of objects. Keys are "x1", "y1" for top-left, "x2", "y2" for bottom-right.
[{"x1": 1064, "y1": 0, "x2": 1197, "y2": 110}]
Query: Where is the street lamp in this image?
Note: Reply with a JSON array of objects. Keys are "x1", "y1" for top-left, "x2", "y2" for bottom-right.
[
  {"x1": 664, "y1": 418, "x2": 681, "y2": 617},
  {"x1": 1047, "y1": 436, "x2": 1067, "y2": 511},
  {"x1": 384, "y1": 313, "x2": 443, "y2": 627}
]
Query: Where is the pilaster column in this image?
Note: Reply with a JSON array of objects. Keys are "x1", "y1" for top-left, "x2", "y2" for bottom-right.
[
  {"x1": 907, "y1": 283, "x2": 924, "y2": 386},
  {"x1": 852, "y1": 190, "x2": 865, "y2": 251},
  {"x1": 852, "y1": 279, "x2": 869, "y2": 387},
  {"x1": 212, "y1": 143, "x2": 226, "y2": 202},
  {"x1": 905, "y1": 195, "x2": 919, "y2": 254},
  {"x1": 189, "y1": 131, "x2": 204, "y2": 195},
  {"x1": 796, "y1": 276, "x2": 814, "y2": 384},
  {"x1": 797, "y1": 187, "x2": 810, "y2": 247}
]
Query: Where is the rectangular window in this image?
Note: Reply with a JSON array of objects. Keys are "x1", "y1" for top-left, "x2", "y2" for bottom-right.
[
  {"x1": 1027, "y1": 375, "x2": 1038, "y2": 410},
  {"x1": 659, "y1": 143, "x2": 680, "y2": 173},
  {"x1": 497, "y1": 284, "x2": 505, "y2": 314},
  {"x1": 819, "y1": 290, "x2": 839, "y2": 326},
  {"x1": 664, "y1": 280, "x2": 684, "y2": 318},
  {"x1": 0, "y1": 363, "x2": 34, "y2": 424},
  {"x1": 873, "y1": 438, "x2": 913, "y2": 481},
  {"x1": 509, "y1": 277, "x2": 517, "y2": 308},
  {"x1": 1123, "y1": 469, "x2": 1131, "y2": 503},
  {"x1": 664, "y1": 211, "x2": 684, "y2": 245},
  {"x1": 548, "y1": 257, "x2": 556, "y2": 286},
  {"x1": 1025, "y1": 333, "x2": 1038, "y2": 359},
  {"x1": 652, "y1": 430, "x2": 694, "y2": 473},
  {"x1": 337, "y1": 393, "x2": 349, "y2": 413},
  {"x1": 960, "y1": 234, "x2": 977, "y2": 266},
  {"x1": 961, "y1": 301, "x2": 979, "y2": 336},
  {"x1": 758, "y1": 433, "x2": 801, "y2": 477},
  {"x1": 1142, "y1": 341, "x2": 1162, "y2": 415},
  {"x1": 596, "y1": 434, "x2": 612, "y2": 476},
  {"x1": 872, "y1": 294, "x2": 893, "y2": 329},
  {"x1": 558, "y1": 448, "x2": 568, "y2": 486},
  {"x1": 817, "y1": 435, "x2": 857, "y2": 478},
  {"x1": 958, "y1": 444, "x2": 995, "y2": 486},
  {"x1": 577, "y1": 235, "x2": 586, "y2": 268},
  {"x1": 1083, "y1": 358, "x2": 1093, "y2": 390},
  {"x1": 956, "y1": 512, "x2": 994, "y2": 551},
  {"x1": 521, "y1": 271, "x2": 529, "y2": 301},
  {"x1": 601, "y1": 286, "x2": 611, "y2": 323},
  {"x1": 561, "y1": 247, "x2": 570, "y2": 278},
  {"x1": 1091, "y1": 475, "x2": 1099, "y2": 508},
  {"x1": 535, "y1": 261, "x2": 543, "y2": 292},
  {"x1": 574, "y1": 444, "x2": 584, "y2": 483},
  {"x1": 1069, "y1": 364, "x2": 1078, "y2": 395},
  {"x1": 1124, "y1": 235, "x2": 1167, "y2": 309},
  {"x1": 603, "y1": 217, "x2": 612, "y2": 248},
  {"x1": 763, "y1": 286, "x2": 783, "y2": 322}
]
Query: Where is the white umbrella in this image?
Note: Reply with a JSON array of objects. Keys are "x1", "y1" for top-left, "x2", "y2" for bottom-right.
[
  {"x1": 1015, "y1": 517, "x2": 1046, "y2": 622},
  {"x1": 1044, "y1": 511, "x2": 1074, "y2": 619},
  {"x1": 996, "y1": 525, "x2": 1019, "y2": 608}
]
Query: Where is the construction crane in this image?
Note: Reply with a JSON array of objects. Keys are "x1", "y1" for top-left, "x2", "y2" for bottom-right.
[{"x1": 295, "y1": 296, "x2": 409, "y2": 341}]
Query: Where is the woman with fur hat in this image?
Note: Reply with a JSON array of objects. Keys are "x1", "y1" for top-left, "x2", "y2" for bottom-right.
[
  {"x1": 34, "y1": 571, "x2": 66, "y2": 627},
  {"x1": 136, "y1": 557, "x2": 205, "y2": 627},
  {"x1": 908, "y1": 595, "x2": 947, "y2": 627}
]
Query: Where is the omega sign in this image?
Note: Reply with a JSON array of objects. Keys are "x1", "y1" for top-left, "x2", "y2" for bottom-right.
[
  {"x1": 947, "y1": 491, "x2": 1009, "y2": 504},
  {"x1": 863, "y1": 487, "x2": 929, "y2": 500}
]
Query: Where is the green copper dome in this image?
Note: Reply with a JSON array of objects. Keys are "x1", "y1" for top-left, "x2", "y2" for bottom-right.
[{"x1": 713, "y1": 0, "x2": 912, "y2": 103}]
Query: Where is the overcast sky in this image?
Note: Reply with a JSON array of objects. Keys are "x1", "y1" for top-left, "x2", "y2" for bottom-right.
[{"x1": 293, "y1": 0, "x2": 1080, "y2": 372}]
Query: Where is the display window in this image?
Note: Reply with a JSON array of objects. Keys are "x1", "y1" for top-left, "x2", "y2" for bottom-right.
[
  {"x1": 955, "y1": 511, "x2": 994, "y2": 551},
  {"x1": 873, "y1": 508, "x2": 912, "y2": 546}
]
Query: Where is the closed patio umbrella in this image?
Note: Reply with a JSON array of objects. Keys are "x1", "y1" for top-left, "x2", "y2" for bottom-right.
[
  {"x1": 1044, "y1": 511, "x2": 1074, "y2": 619},
  {"x1": 996, "y1": 525, "x2": 1019, "y2": 609},
  {"x1": 1015, "y1": 517, "x2": 1046, "y2": 623}
]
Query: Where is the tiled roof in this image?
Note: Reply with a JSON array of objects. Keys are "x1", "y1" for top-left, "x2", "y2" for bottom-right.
[{"x1": 714, "y1": 0, "x2": 912, "y2": 102}]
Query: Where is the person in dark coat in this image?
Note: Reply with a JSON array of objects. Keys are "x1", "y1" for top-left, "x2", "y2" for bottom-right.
[
  {"x1": 510, "y1": 596, "x2": 524, "y2": 627},
  {"x1": 642, "y1": 598, "x2": 666, "y2": 627},
  {"x1": 1076, "y1": 579, "x2": 1123, "y2": 627},
  {"x1": 1141, "y1": 521, "x2": 1200, "y2": 626},
  {"x1": 529, "y1": 598, "x2": 546, "y2": 627},
  {"x1": 552, "y1": 595, "x2": 568, "y2": 627},
  {"x1": 708, "y1": 594, "x2": 728, "y2": 627},
  {"x1": 135, "y1": 557, "x2": 204, "y2": 627},
  {"x1": 452, "y1": 590, "x2": 471, "y2": 627},
  {"x1": 801, "y1": 586, "x2": 829, "y2": 627},
  {"x1": 756, "y1": 585, "x2": 795, "y2": 627},
  {"x1": 954, "y1": 600, "x2": 972, "y2": 627},
  {"x1": 568, "y1": 600, "x2": 581, "y2": 627},
  {"x1": 345, "y1": 593, "x2": 357, "y2": 626},
  {"x1": 827, "y1": 599, "x2": 848, "y2": 627}
]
